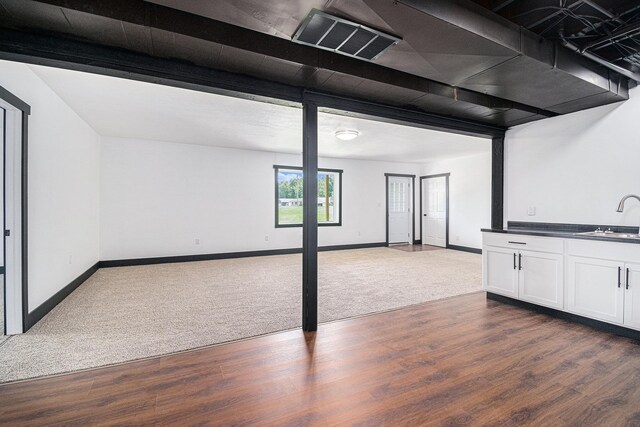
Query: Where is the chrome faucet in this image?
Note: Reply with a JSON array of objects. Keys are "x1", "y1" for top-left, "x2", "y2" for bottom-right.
[
  {"x1": 617, "y1": 195, "x2": 640, "y2": 234},
  {"x1": 616, "y1": 194, "x2": 640, "y2": 213}
]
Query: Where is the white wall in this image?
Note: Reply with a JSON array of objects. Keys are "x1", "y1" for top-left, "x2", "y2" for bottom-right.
[
  {"x1": 420, "y1": 152, "x2": 491, "y2": 249},
  {"x1": 0, "y1": 61, "x2": 101, "y2": 311},
  {"x1": 505, "y1": 86, "x2": 640, "y2": 228},
  {"x1": 100, "y1": 137, "x2": 419, "y2": 260}
]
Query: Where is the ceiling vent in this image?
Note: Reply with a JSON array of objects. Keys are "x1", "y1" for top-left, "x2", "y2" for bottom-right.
[{"x1": 292, "y1": 9, "x2": 400, "y2": 61}]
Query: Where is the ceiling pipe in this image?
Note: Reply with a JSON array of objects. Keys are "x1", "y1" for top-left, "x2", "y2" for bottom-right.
[
  {"x1": 560, "y1": 36, "x2": 640, "y2": 82},
  {"x1": 581, "y1": 21, "x2": 640, "y2": 52}
]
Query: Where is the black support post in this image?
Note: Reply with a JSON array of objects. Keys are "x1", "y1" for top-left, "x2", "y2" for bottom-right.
[
  {"x1": 302, "y1": 102, "x2": 318, "y2": 332},
  {"x1": 491, "y1": 136, "x2": 505, "y2": 229}
]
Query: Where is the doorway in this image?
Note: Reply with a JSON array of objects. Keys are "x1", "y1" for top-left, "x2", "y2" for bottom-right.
[
  {"x1": 420, "y1": 174, "x2": 449, "y2": 248},
  {"x1": 0, "y1": 86, "x2": 28, "y2": 335},
  {"x1": 385, "y1": 174, "x2": 415, "y2": 245}
]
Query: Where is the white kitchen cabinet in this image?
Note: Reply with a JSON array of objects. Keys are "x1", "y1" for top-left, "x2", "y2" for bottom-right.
[
  {"x1": 483, "y1": 245, "x2": 563, "y2": 309},
  {"x1": 518, "y1": 250, "x2": 564, "y2": 309},
  {"x1": 566, "y1": 256, "x2": 625, "y2": 325},
  {"x1": 623, "y1": 263, "x2": 640, "y2": 330},
  {"x1": 482, "y1": 233, "x2": 564, "y2": 308},
  {"x1": 484, "y1": 232, "x2": 640, "y2": 334},
  {"x1": 483, "y1": 245, "x2": 518, "y2": 298}
]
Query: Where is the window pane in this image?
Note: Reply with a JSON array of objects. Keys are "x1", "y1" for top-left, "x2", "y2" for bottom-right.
[
  {"x1": 278, "y1": 169, "x2": 303, "y2": 224},
  {"x1": 276, "y1": 167, "x2": 341, "y2": 226}
]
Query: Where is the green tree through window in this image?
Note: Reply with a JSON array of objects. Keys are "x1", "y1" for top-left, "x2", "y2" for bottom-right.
[{"x1": 275, "y1": 166, "x2": 342, "y2": 227}]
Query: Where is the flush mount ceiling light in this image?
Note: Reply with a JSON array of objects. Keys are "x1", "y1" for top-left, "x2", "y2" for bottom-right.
[{"x1": 335, "y1": 130, "x2": 359, "y2": 141}]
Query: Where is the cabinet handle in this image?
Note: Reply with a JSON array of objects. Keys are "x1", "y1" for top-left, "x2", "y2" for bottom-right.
[
  {"x1": 618, "y1": 266, "x2": 622, "y2": 288},
  {"x1": 513, "y1": 253, "x2": 516, "y2": 270},
  {"x1": 508, "y1": 241, "x2": 527, "y2": 245},
  {"x1": 518, "y1": 253, "x2": 522, "y2": 271},
  {"x1": 627, "y1": 267, "x2": 630, "y2": 290}
]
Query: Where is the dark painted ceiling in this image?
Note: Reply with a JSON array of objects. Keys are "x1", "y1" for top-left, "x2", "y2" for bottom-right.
[
  {"x1": 472, "y1": 0, "x2": 640, "y2": 81},
  {"x1": 0, "y1": 0, "x2": 635, "y2": 128}
]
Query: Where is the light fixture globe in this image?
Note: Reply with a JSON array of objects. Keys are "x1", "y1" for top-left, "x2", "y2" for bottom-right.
[{"x1": 335, "y1": 130, "x2": 359, "y2": 141}]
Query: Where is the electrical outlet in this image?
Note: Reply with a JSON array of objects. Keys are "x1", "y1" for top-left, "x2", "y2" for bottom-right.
[
  {"x1": 527, "y1": 206, "x2": 536, "y2": 216},
  {"x1": 195, "y1": 239, "x2": 200, "y2": 245},
  {"x1": 68, "y1": 255, "x2": 72, "y2": 265},
  {"x1": 265, "y1": 235, "x2": 269, "y2": 242}
]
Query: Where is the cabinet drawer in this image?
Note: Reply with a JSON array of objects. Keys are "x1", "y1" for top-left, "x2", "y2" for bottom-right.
[
  {"x1": 567, "y1": 239, "x2": 640, "y2": 263},
  {"x1": 482, "y1": 232, "x2": 563, "y2": 254}
]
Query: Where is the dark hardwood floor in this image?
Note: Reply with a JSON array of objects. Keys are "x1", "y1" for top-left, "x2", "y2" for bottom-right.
[{"x1": 1, "y1": 292, "x2": 640, "y2": 426}]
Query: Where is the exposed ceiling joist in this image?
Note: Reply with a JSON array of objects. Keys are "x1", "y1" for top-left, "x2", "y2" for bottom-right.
[
  {"x1": 5, "y1": 0, "x2": 554, "y2": 121},
  {"x1": 475, "y1": 0, "x2": 640, "y2": 82}
]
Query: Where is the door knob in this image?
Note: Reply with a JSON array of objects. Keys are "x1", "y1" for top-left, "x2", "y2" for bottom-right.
[{"x1": 423, "y1": 214, "x2": 427, "y2": 217}]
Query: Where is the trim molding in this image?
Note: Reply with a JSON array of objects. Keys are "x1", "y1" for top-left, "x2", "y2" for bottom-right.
[
  {"x1": 24, "y1": 242, "x2": 388, "y2": 330},
  {"x1": 0, "y1": 84, "x2": 30, "y2": 333},
  {"x1": 25, "y1": 262, "x2": 99, "y2": 331},
  {"x1": 99, "y1": 242, "x2": 387, "y2": 268},
  {"x1": 385, "y1": 173, "x2": 416, "y2": 245},
  {"x1": 319, "y1": 242, "x2": 386, "y2": 252},
  {"x1": 419, "y1": 173, "x2": 450, "y2": 248},
  {"x1": 447, "y1": 244, "x2": 481, "y2": 254},
  {"x1": 487, "y1": 292, "x2": 640, "y2": 341},
  {"x1": 273, "y1": 164, "x2": 343, "y2": 228},
  {"x1": 0, "y1": 84, "x2": 31, "y2": 113}
]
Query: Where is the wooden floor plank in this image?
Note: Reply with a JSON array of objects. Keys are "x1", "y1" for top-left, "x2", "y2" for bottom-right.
[{"x1": 1, "y1": 292, "x2": 640, "y2": 426}]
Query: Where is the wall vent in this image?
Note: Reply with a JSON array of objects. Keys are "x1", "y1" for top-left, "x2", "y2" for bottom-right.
[{"x1": 292, "y1": 9, "x2": 400, "y2": 61}]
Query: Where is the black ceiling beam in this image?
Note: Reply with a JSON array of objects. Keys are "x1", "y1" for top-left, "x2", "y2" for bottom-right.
[
  {"x1": 23, "y1": 0, "x2": 556, "y2": 119},
  {"x1": 0, "y1": 28, "x2": 303, "y2": 104},
  {"x1": 307, "y1": 92, "x2": 506, "y2": 137},
  {"x1": 0, "y1": 28, "x2": 507, "y2": 138}
]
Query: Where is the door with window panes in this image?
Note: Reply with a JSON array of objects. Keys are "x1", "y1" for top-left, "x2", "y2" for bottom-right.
[{"x1": 388, "y1": 176, "x2": 412, "y2": 243}]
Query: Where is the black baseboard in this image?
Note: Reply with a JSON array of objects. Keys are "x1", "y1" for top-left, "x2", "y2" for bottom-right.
[
  {"x1": 25, "y1": 262, "x2": 99, "y2": 331},
  {"x1": 99, "y1": 242, "x2": 387, "y2": 268},
  {"x1": 447, "y1": 244, "x2": 482, "y2": 254},
  {"x1": 413, "y1": 239, "x2": 422, "y2": 245},
  {"x1": 319, "y1": 242, "x2": 387, "y2": 252},
  {"x1": 486, "y1": 292, "x2": 640, "y2": 341},
  {"x1": 0, "y1": 266, "x2": 4, "y2": 275},
  {"x1": 23, "y1": 243, "x2": 387, "y2": 330}
]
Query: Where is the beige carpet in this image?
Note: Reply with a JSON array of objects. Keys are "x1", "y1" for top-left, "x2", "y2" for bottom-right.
[{"x1": 0, "y1": 248, "x2": 481, "y2": 383}]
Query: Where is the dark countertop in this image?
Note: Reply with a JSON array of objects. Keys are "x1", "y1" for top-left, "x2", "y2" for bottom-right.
[{"x1": 482, "y1": 222, "x2": 640, "y2": 245}]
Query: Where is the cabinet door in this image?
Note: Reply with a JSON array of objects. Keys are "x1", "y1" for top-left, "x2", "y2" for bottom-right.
[
  {"x1": 518, "y1": 250, "x2": 564, "y2": 309},
  {"x1": 567, "y1": 256, "x2": 624, "y2": 325},
  {"x1": 483, "y1": 246, "x2": 518, "y2": 298},
  {"x1": 624, "y1": 263, "x2": 640, "y2": 330}
]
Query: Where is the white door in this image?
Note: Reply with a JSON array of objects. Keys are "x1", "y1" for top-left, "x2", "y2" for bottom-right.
[
  {"x1": 422, "y1": 176, "x2": 447, "y2": 247},
  {"x1": 567, "y1": 256, "x2": 624, "y2": 325},
  {"x1": 624, "y1": 263, "x2": 640, "y2": 330},
  {"x1": 482, "y1": 245, "x2": 518, "y2": 298},
  {"x1": 518, "y1": 250, "x2": 564, "y2": 309},
  {"x1": 0, "y1": 99, "x2": 24, "y2": 335},
  {"x1": 388, "y1": 176, "x2": 411, "y2": 244}
]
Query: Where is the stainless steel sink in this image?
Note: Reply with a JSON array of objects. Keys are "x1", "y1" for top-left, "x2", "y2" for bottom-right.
[{"x1": 575, "y1": 231, "x2": 640, "y2": 239}]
